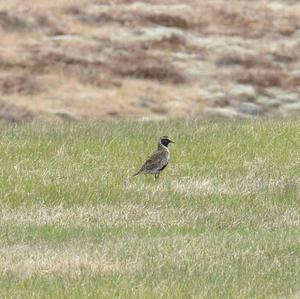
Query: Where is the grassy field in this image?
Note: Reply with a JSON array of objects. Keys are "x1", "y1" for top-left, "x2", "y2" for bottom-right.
[{"x1": 0, "y1": 120, "x2": 299, "y2": 298}]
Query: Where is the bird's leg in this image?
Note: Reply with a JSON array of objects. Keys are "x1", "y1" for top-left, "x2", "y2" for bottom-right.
[{"x1": 155, "y1": 173, "x2": 160, "y2": 182}]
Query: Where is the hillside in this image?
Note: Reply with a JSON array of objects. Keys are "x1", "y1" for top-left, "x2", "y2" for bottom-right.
[{"x1": 0, "y1": 0, "x2": 300, "y2": 122}]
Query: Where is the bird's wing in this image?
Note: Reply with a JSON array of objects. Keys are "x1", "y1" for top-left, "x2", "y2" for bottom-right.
[{"x1": 135, "y1": 149, "x2": 167, "y2": 174}]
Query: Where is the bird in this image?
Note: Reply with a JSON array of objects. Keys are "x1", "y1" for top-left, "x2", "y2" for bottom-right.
[{"x1": 133, "y1": 136, "x2": 174, "y2": 181}]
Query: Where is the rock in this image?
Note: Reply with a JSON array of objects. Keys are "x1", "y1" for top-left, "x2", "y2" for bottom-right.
[
  {"x1": 277, "y1": 93, "x2": 299, "y2": 104},
  {"x1": 134, "y1": 27, "x2": 184, "y2": 42},
  {"x1": 291, "y1": 69, "x2": 300, "y2": 77},
  {"x1": 230, "y1": 84, "x2": 257, "y2": 101},
  {"x1": 265, "y1": 89, "x2": 299, "y2": 104},
  {"x1": 279, "y1": 103, "x2": 300, "y2": 118},
  {"x1": 256, "y1": 96, "x2": 281, "y2": 109},
  {"x1": 137, "y1": 99, "x2": 154, "y2": 108},
  {"x1": 201, "y1": 107, "x2": 239, "y2": 118},
  {"x1": 237, "y1": 102, "x2": 264, "y2": 116}
]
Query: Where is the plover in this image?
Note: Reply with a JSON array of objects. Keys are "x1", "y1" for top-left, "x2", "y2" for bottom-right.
[{"x1": 133, "y1": 136, "x2": 174, "y2": 181}]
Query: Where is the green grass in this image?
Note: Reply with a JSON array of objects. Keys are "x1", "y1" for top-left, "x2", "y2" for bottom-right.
[{"x1": 0, "y1": 120, "x2": 299, "y2": 298}]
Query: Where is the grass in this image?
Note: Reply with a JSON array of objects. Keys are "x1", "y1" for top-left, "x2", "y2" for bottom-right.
[{"x1": 0, "y1": 120, "x2": 299, "y2": 298}]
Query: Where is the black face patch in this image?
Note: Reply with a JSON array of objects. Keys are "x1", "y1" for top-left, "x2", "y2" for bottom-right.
[{"x1": 161, "y1": 138, "x2": 171, "y2": 147}]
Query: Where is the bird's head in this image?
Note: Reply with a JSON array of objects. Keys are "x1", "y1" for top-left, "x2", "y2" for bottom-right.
[{"x1": 160, "y1": 136, "x2": 175, "y2": 147}]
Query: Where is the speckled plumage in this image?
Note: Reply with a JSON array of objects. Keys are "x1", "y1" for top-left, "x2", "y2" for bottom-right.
[{"x1": 134, "y1": 136, "x2": 174, "y2": 181}]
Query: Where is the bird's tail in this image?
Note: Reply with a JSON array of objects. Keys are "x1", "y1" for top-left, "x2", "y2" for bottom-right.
[{"x1": 133, "y1": 169, "x2": 142, "y2": 177}]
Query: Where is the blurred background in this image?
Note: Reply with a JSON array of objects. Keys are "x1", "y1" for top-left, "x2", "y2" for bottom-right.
[{"x1": 0, "y1": 0, "x2": 299, "y2": 123}]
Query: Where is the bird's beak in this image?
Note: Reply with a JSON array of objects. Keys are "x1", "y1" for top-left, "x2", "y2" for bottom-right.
[{"x1": 170, "y1": 140, "x2": 175, "y2": 144}]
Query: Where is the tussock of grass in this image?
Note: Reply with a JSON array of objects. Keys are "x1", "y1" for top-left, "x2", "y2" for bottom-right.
[{"x1": 0, "y1": 120, "x2": 299, "y2": 298}]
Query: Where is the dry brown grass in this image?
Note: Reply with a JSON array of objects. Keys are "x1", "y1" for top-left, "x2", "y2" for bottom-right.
[
  {"x1": 0, "y1": 243, "x2": 142, "y2": 278},
  {"x1": 235, "y1": 69, "x2": 300, "y2": 89},
  {"x1": 0, "y1": 99, "x2": 35, "y2": 123},
  {"x1": 0, "y1": 0, "x2": 299, "y2": 121},
  {"x1": 0, "y1": 74, "x2": 42, "y2": 95},
  {"x1": 2, "y1": 196, "x2": 299, "y2": 230}
]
